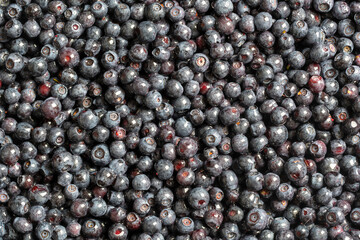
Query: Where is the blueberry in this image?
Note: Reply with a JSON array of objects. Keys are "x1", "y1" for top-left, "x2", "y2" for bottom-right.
[
  {"x1": 284, "y1": 157, "x2": 307, "y2": 181},
  {"x1": 137, "y1": 21, "x2": 158, "y2": 43},
  {"x1": 177, "y1": 217, "x2": 195, "y2": 234},
  {"x1": 276, "y1": 183, "x2": 295, "y2": 201},
  {"x1": 145, "y1": 2, "x2": 165, "y2": 21},
  {"x1": 132, "y1": 174, "x2": 151, "y2": 191},
  {"x1": 0, "y1": 143, "x2": 20, "y2": 166},
  {"x1": 0, "y1": 0, "x2": 358, "y2": 237},
  {"x1": 82, "y1": 219, "x2": 103, "y2": 238},
  {"x1": 220, "y1": 170, "x2": 239, "y2": 190},
  {"x1": 154, "y1": 159, "x2": 174, "y2": 180},
  {"x1": 79, "y1": 57, "x2": 101, "y2": 78},
  {"x1": 213, "y1": 0, "x2": 233, "y2": 16},
  {"x1": 78, "y1": 109, "x2": 100, "y2": 130},
  {"x1": 5, "y1": 19, "x2": 23, "y2": 38},
  {"x1": 8, "y1": 195, "x2": 30, "y2": 217},
  {"x1": 231, "y1": 134, "x2": 248, "y2": 153},
  {"x1": 88, "y1": 197, "x2": 107, "y2": 217},
  {"x1": 271, "y1": 217, "x2": 290, "y2": 233},
  {"x1": 141, "y1": 215, "x2": 162, "y2": 235},
  {"x1": 187, "y1": 187, "x2": 209, "y2": 209},
  {"x1": 12, "y1": 217, "x2": 33, "y2": 234},
  {"x1": 35, "y1": 221, "x2": 52, "y2": 240},
  {"x1": 255, "y1": 12, "x2": 273, "y2": 31},
  {"x1": 191, "y1": 53, "x2": 210, "y2": 72},
  {"x1": 220, "y1": 222, "x2": 240, "y2": 240},
  {"x1": 246, "y1": 170, "x2": 264, "y2": 191},
  {"x1": 107, "y1": 223, "x2": 128, "y2": 240}
]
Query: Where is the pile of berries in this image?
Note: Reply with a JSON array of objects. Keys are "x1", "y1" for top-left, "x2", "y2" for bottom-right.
[{"x1": 1, "y1": 0, "x2": 360, "y2": 239}]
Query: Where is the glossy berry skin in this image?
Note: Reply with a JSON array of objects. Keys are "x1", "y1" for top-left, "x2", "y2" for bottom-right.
[
  {"x1": 82, "y1": 219, "x2": 103, "y2": 238},
  {"x1": 88, "y1": 197, "x2": 107, "y2": 217},
  {"x1": 187, "y1": 187, "x2": 210, "y2": 209},
  {"x1": 160, "y1": 208, "x2": 176, "y2": 225},
  {"x1": 246, "y1": 208, "x2": 269, "y2": 231},
  {"x1": 79, "y1": 57, "x2": 101, "y2": 78},
  {"x1": 276, "y1": 183, "x2": 295, "y2": 201},
  {"x1": 220, "y1": 170, "x2": 239, "y2": 190},
  {"x1": 137, "y1": 136, "x2": 156, "y2": 154},
  {"x1": 142, "y1": 215, "x2": 162, "y2": 235},
  {"x1": 52, "y1": 151, "x2": 73, "y2": 172},
  {"x1": 325, "y1": 207, "x2": 345, "y2": 226},
  {"x1": 0, "y1": 0, "x2": 359, "y2": 238},
  {"x1": 246, "y1": 170, "x2": 264, "y2": 191},
  {"x1": 232, "y1": 134, "x2": 248, "y2": 153},
  {"x1": 176, "y1": 168, "x2": 195, "y2": 186},
  {"x1": 78, "y1": 110, "x2": 100, "y2": 130},
  {"x1": 271, "y1": 217, "x2": 290, "y2": 233},
  {"x1": 132, "y1": 174, "x2": 151, "y2": 191},
  {"x1": 264, "y1": 173, "x2": 281, "y2": 191},
  {"x1": 70, "y1": 198, "x2": 88, "y2": 218},
  {"x1": 350, "y1": 208, "x2": 360, "y2": 225},
  {"x1": 57, "y1": 47, "x2": 80, "y2": 68},
  {"x1": 0, "y1": 143, "x2": 20, "y2": 166},
  {"x1": 177, "y1": 137, "x2": 198, "y2": 158},
  {"x1": 108, "y1": 223, "x2": 128, "y2": 240},
  {"x1": 191, "y1": 53, "x2": 210, "y2": 73},
  {"x1": 308, "y1": 75, "x2": 325, "y2": 93},
  {"x1": 41, "y1": 97, "x2": 62, "y2": 120},
  {"x1": 35, "y1": 221, "x2": 53, "y2": 240},
  {"x1": 204, "y1": 209, "x2": 223, "y2": 229},
  {"x1": 52, "y1": 225, "x2": 67, "y2": 240},
  {"x1": 284, "y1": 157, "x2": 307, "y2": 181},
  {"x1": 177, "y1": 217, "x2": 195, "y2": 234},
  {"x1": 28, "y1": 205, "x2": 46, "y2": 222},
  {"x1": 299, "y1": 207, "x2": 316, "y2": 224}
]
